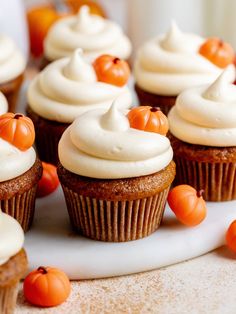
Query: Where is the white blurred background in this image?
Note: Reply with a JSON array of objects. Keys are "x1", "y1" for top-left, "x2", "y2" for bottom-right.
[{"x1": 1, "y1": 0, "x2": 236, "y2": 59}]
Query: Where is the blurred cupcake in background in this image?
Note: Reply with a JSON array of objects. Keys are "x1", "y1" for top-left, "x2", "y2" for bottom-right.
[
  {"x1": 0, "y1": 34, "x2": 26, "y2": 112},
  {"x1": 0, "y1": 113, "x2": 42, "y2": 231},
  {"x1": 134, "y1": 21, "x2": 235, "y2": 115},
  {"x1": 42, "y1": 5, "x2": 132, "y2": 67},
  {"x1": 27, "y1": 49, "x2": 132, "y2": 165},
  {"x1": 168, "y1": 66, "x2": 236, "y2": 201},
  {"x1": 0, "y1": 209, "x2": 27, "y2": 314}
]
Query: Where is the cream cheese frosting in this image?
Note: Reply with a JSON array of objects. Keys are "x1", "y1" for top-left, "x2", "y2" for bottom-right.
[
  {"x1": 44, "y1": 5, "x2": 132, "y2": 62},
  {"x1": 0, "y1": 138, "x2": 36, "y2": 182},
  {"x1": 0, "y1": 92, "x2": 8, "y2": 114},
  {"x1": 168, "y1": 66, "x2": 236, "y2": 146},
  {"x1": 134, "y1": 22, "x2": 234, "y2": 96},
  {"x1": 0, "y1": 34, "x2": 26, "y2": 84},
  {"x1": 59, "y1": 103, "x2": 173, "y2": 179},
  {"x1": 0, "y1": 209, "x2": 24, "y2": 266},
  {"x1": 28, "y1": 49, "x2": 132, "y2": 123}
]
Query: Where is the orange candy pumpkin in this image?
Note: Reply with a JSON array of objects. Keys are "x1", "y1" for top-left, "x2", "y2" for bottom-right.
[
  {"x1": 93, "y1": 55, "x2": 130, "y2": 87},
  {"x1": 23, "y1": 266, "x2": 71, "y2": 307},
  {"x1": 167, "y1": 185, "x2": 207, "y2": 227},
  {"x1": 226, "y1": 220, "x2": 236, "y2": 253},
  {"x1": 127, "y1": 106, "x2": 169, "y2": 135},
  {"x1": 37, "y1": 162, "x2": 60, "y2": 198},
  {"x1": 0, "y1": 113, "x2": 35, "y2": 151},
  {"x1": 65, "y1": 0, "x2": 106, "y2": 17},
  {"x1": 199, "y1": 38, "x2": 234, "y2": 68}
]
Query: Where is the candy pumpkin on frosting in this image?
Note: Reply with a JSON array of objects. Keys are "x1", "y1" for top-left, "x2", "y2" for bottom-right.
[
  {"x1": 127, "y1": 106, "x2": 169, "y2": 135},
  {"x1": 93, "y1": 55, "x2": 130, "y2": 87},
  {"x1": 0, "y1": 113, "x2": 35, "y2": 151},
  {"x1": 199, "y1": 38, "x2": 234, "y2": 68}
]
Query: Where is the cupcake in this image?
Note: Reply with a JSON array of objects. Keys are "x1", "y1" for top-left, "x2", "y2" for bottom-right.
[
  {"x1": 0, "y1": 92, "x2": 8, "y2": 114},
  {"x1": 58, "y1": 103, "x2": 175, "y2": 242},
  {"x1": 0, "y1": 34, "x2": 26, "y2": 112},
  {"x1": 42, "y1": 5, "x2": 132, "y2": 67},
  {"x1": 0, "y1": 209, "x2": 27, "y2": 314},
  {"x1": 134, "y1": 22, "x2": 235, "y2": 115},
  {"x1": 27, "y1": 50, "x2": 132, "y2": 165},
  {"x1": 168, "y1": 66, "x2": 236, "y2": 201},
  {"x1": 0, "y1": 113, "x2": 42, "y2": 231}
]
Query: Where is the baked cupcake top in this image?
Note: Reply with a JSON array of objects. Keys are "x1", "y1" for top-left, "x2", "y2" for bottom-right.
[
  {"x1": 0, "y1": 209, "x2": 24, "y2": 266},
  {"x1": 0, "y1": 92, "x2": 8, "y2": 114},
  {"x1": 0, "y1": 34, "x2": 26, "y2": 84},
  {"x1": 168, "y1": 66, "x2": 236, "y2": 146},
  {"x1": 58, "y1": 103, "x2": 173, "y2": 179},
  {"x1": 134, "y1": 22, "x2": 234, "y2": 96},
  {"x1": 44, "y1": 5, "x2": 132, "y2": 62},
  {"x1": 0, "y1": 113, "x2": 36, "y2": 182},
  {"x1": 28, "y1": 50, "x2": 132, "y2": 123}
]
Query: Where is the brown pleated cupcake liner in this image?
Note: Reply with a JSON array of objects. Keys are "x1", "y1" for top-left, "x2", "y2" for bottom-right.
[
  {"x1": 0, "y1": 284, "x2": 18, "y2": 314},
  {"x1": 0, "y1": 282, "x2": 18, "y2": 314},
  {"x1": 61, "y1": 184, "x2": 170, "y2": 242},
  {"x1": 135, "y1": 84, "x2": 176, "y2": 116},
  {"x1": 0, "y1": 185, "x2": 38, "y2": 232},
  {"x1": 174, "y1": 157, "x2": 236, "y2": 201}
]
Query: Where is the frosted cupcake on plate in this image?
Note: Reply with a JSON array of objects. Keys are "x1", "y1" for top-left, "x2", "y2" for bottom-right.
[
  {"x1": 168, "y1": 66, "x2": 236, "y2": 201},
  {"x1": 134, "y1": 22, "x2": 235, "y2": 115},
  {"x1": 0, "y1": 34, "x2": 26, "y2": 112},
  {"x1": 0, "y1": 209, "x2": 27, "y2": 314},
  {"x1": 58, "y1": 103, "x2": 175, "y2": 242},
  {"x1": 0, "y1": 113, "x2": 42, "y2": 231},
  {"x1": 27, "y1": 49, "x2": 132, "y2": 165},
  {"x1": 43, "y1": 5, "x2": 132, "y2": 67}
]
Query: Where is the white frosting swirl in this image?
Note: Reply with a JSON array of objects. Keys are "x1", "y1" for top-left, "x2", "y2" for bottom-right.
[
  {"x1": 0, "y1": 92, "x2": 8, "y2": 114},
  {"x1": 168, "y1": 66, "x2": 236, "y2": 146},
  {"x1": 44, "y1": 6, "x2": 132, "y2": 62},
  {"x1": 0, "y1": 34, "x2": 26, "y2": 84},
  {"x1": 0, "y1": 209, "x2": 24, "y2": 266},
  {"x1": 28, "y1": 50, "x2": 132, "y2": 123},
  {"x1": 59, "y1": 103, "x2": 173, "y2": 179},
  {"x1": 0, "y1": 138, "x2": 36, "y2": 182},
  {"x1": 134, "y1": 22, "x2": 231, "y2": 96}
]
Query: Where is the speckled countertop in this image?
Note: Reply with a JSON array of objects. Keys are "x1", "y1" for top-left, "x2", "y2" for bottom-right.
[{"x1": 16, "y1": 246, "x2": 236, "y2": 314}]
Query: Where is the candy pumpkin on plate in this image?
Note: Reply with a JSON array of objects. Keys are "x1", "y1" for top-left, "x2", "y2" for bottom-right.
[{"x1": 37, "y1": 162, "x2": 60, "y2": 198}]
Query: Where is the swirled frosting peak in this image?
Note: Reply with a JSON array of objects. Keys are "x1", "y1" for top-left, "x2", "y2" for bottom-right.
[
  {"x1": 28, "y1": 51, "x2": 132, "y2": 123},
  {"x1": 134, "y1": 22, "x2": 232, "y2": 96},
  {"x1": 0, "y1": 34, "x2": 26, "y2": 84},
  {"x1": 59, "y1": 103, "x2": 173, "y2": 179},
  {"x1": 0, "y1": 209, "x2": 24, "y2": 266},
  {"x1": 44, "y1": 6, "x2": 132, "y2": 62},
  {"x1": 168, "y1": 66, "x2": 236, "y2": 146},
  {"x1": 0, "y1": 92, "x2": 8, "y2": 114}
]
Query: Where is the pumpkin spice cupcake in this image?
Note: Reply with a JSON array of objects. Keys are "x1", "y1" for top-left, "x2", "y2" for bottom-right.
[
  {"x1": 0, "y1": 209, "x2": 28, "y2": 314},
  {"x1": 58, "y1": 103, "x2": 175, "y2": 242},
  {"x1": 0, "y1": 34, "x2": 26, "y2": 112},
  {"x1": 42, "y1": 5, "x2": 132, "y2": 67},
  {"x1": 134, "y1": 22, "x2": 235, "y2": 115},
  {"x1": 168, "y1": 67, "x2": 236, "y2": 201},
  {"x1": 27, "y1": 50, "x2": 132, "y2": 165},
  {"x1": 0, "y1": 113, "x2": 42, "y2": 231}
]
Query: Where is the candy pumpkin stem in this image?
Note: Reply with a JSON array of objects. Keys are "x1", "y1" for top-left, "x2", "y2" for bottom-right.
[
  {"x1": 37, "y1": 266, "x2": 48, "y2": 274},
  {"x1": 113, "y1": 57, "x2": 120, "y2": 64},
  {"x1": 197, "y1": 189, "x2": 204, "y2": 198},
  {"x1": 150, "y1": 107, "x2": 161, "y2": 112},
  {"x1": 14, "y1": 114, "x2": 23, "y2": 120}
]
